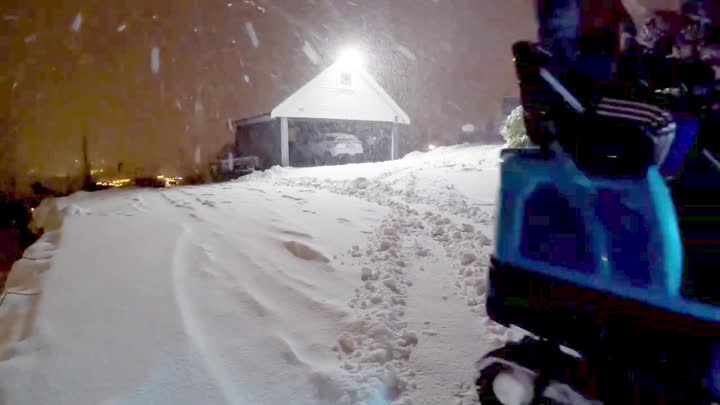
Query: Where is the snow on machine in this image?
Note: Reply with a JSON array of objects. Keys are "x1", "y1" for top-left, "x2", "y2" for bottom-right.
[{"x1": 477, "y1": 2, "x2": 720, "y2": 403}]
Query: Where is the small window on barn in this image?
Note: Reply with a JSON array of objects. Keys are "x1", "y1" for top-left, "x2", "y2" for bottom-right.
[{"x1": 339, "y1": 71, "x2": 353, "y2": 89}]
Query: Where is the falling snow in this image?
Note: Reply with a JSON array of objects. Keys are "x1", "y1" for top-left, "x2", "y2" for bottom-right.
[
  {"x1": 243, "y1": 0, "x2": 267, "y2": 13},
  {"x1": 5, "y1": 0, "x2": 542, "y2": 202},
  {"x1": 302, "y1": 41, "x2": 320, "y2": 65},
  {"x1": 243, "y1": 74, "x2": 251, "y2": 84},
  {"x1": 396, "y1": 45, "x2": 417, "y2": 61},
  {"x1": 245, "y1": 22, "x2": 260, "y2": 48},
  {"x1": 462, "y1": 123, "x2": 476, "y2": 133},
  {"x1": 151, "y1": 47, "x2": 160, "y2": 74},
  {"x1": 71, "y1": 13, "x2": 83, "y2": 32},
  {"x1": 194, "y1": 146, "x2": 201, "y2": 166},
  {"x1": 448, "y1": 100, "x2": 462, "y2": 112}
]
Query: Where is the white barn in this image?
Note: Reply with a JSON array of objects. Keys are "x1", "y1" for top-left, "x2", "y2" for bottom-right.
[{"x1": 228, "y1": 58, "x2": 411, "y2": 168}]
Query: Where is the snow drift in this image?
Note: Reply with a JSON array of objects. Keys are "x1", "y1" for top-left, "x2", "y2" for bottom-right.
[{"x1": 0, "y1": 144, "x2": 507, "y2": 405}]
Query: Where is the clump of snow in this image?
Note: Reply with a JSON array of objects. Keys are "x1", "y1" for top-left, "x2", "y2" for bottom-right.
[
  {"x1": 364, "y1": 348, "x2": 389, "y2": 364},
  {"x1": 461, "y1": 252, "x2": 477, "y2": 265},
  {"x1": 401, "y1": 330, "x2": 418, "y2": 346},
  {"x1": 283, "y1": 240, "x2": 330, "y2": 263},
  {"x1": 338, "y1": 333, "x2": 356, "y2": 353},
  {"x1": 493, "y1": 371, "x2": 534, "y2": 405},
  {"x1": 383, "y1": 279, "x2": 400, "y2": 294},
  {"x1": 477, "y1": 231, "x2": 493, "y2": 246},
  {"x1": 61, "y1": 204, "x2": 91, "y2": 216},
  {"x1": 361, "y1": 267, "x2": 378, "y2": 281},
  {"x1": 501, "y1": 105, "x2": 531, "y2": 148},
  {"x1": 351, "y1": 177, "x2": 370, "y2": 190},
  {"x1": 378, "y1": 240, "x2": 392, "y2": 251}
]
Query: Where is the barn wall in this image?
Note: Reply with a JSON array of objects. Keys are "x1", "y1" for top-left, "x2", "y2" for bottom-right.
[{"x1": 235, "y1": 120, "x2": 281, "y2": 169}]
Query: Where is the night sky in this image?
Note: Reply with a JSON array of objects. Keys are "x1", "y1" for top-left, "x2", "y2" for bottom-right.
[{"x1": 1, "y1": 0, "x2": 678, "y2": 192}]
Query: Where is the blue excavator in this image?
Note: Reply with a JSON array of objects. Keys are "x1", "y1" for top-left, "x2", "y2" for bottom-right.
[{"x1": 476, "y1": 1, "x2": 720, "y2": 403}]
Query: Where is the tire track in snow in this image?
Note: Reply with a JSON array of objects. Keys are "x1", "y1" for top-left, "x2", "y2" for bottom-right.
[
  {"x1": 162, "y1": 186, "x2": 356, "y2": 404},
  {"x1": 164, "y1": 191, "x2": 301, "y2": 403},
  {"x1": 171, "y1": 225, "x2": 247, "y2": 405},
  {"x1": 162, "y1": 188, "x2": 349, "y2": 318},
  {"x1": 172, "y1": 225, "x2": 324, "y2": 404}
]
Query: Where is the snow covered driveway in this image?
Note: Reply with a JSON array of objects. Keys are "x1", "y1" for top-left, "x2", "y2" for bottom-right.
[{"x1": 0, "y1": 145, "x2": 509, "y2": 404}]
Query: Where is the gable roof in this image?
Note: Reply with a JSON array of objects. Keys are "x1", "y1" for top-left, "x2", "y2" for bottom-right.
[{"x1": 271, "y1": 61, "x2": 410, "y2": 125}]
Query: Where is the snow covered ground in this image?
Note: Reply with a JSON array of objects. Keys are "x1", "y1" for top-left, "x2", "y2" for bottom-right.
[{"x1": 0, "y1": 144, "x2": 510, "y2": 405}]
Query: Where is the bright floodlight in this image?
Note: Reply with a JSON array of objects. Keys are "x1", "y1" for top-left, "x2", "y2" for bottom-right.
[{"x1": 338, "y1": 47, "x2": 364, "y2": 69}]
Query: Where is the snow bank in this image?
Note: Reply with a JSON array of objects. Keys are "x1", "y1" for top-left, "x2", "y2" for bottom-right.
[
  {"x1": 501, "y1": 106, "x2": 530, "y2": 148},
  {"x1": 29, "y1": 197, "x2": 63, "y2": 234},
  {"x1": 0, "y1": 229, "x2": 61, "y2": 361},
  {"x1": 0, "y1": 191, "x2": 97, "y2": 361}
]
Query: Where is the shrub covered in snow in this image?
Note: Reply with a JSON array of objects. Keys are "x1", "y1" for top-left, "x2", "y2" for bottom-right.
[
  {"x1": 501, "y1": 106, "x2": 531, "y2": 148},
  {"x1": 30, "y1": 197, "x2": 63, "y2": 234}
]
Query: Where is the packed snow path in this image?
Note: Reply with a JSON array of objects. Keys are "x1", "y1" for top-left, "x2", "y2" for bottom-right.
[{"x1": 0, "y1": 145, "x2": 510, "y2": 404}]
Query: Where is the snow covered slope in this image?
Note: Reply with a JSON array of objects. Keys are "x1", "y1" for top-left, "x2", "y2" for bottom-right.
[{"x1": 0, "y1": 144, "x2": 507, "y2": 405}]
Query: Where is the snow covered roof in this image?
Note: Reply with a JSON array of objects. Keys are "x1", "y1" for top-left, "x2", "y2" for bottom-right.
[
  {"x1": 228, "y1": 112, "x2": 273, "y2": 130},
  {"x1": 270, "y1": 61, "x2": 410, "y2": 125}
]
